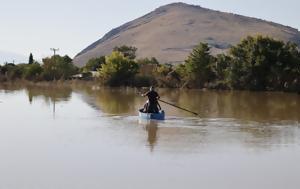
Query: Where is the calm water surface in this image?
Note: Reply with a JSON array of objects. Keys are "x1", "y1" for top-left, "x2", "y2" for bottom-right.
[{"x1": 0, "y1": 84, "x2": 300, "y2": 189}]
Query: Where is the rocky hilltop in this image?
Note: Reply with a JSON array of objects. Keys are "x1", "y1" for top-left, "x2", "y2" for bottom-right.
[{"x1": 73, "y1": 2, "x2": 300, "y2": 67}]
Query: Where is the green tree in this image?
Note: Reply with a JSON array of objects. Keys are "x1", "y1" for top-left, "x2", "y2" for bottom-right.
[
  {"x1": 83, "y1": 56, "x2": 105, "y2": 72},
  {"x1": 29, "y1": 53, "x2": 34, "y2": 64},
  {"x1": 113, "y1": 45, "x2": 137, "y2": 60},
  {"x1": 23, "y1": 63, "x2": 43, "y2": 80},
  {"x1": 214, "y1": 54, "x2": 231, "y2": 81},
  {"x1": 42, "y1": 55, "x2": 78, "y2": 80},
  {"x1": 228, "y1": 35, "x2": 300, "y2": 90},
  {"x1": 99, "y1": 51, "x2": 139, "y2": 86},
  {"x1": 184, "y1": 43, "x2": 215, "y2": 87},
  {"x1": 137, "y1": 57, "x2": 159, "y2": 65},
  {"x1": 0, "y1": 63, "x2": 24, "y2": 80}
]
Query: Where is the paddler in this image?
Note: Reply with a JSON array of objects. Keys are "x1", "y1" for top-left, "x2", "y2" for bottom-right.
[{"x1": 142, "y1": 86, "x2": 161, "y2": 113}]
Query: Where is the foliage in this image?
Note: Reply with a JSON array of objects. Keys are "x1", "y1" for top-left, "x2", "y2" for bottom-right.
[
  {"x1": 136, "y1": 57, "x2": 159, "y2": 65},
  {"x1": 23, "y1": 63, "x2": 43, "y2": 80},
  {"x1": 213, "y1": 54, "x2": 231, "y2": 81},
  {"x1": 228, "y1": 35, "x2": 300, "y2": 90},
  {"x1": 155, "y1": 64, "x2": 173, "y2": 76},
  {"x1": 0, "y1": 63, "x2": 23, "y2": 80},
  {"x1": 170, "y1": 36, "x2": 300, "y2": 91},
  {"x1": 42, "y1": 55, "x2": 78, "y2": 80},
  {"x1": 183, "y1": 43, "x2": 216, "y2": 87},
  {"x1": 99, "y1": 51, "x2": 139, "y2": 86},
  {"x1": 113, "y1": 45, "x2": 137, "y2": 60},
  {"x1": 83, "y1": 56, "x2": 105, "y2": 72},
  {"x1": 0, "y1": 36, "x2": 299, "y2": 93},
  {"x1": 29, "y1": 53, "x2": 34, "y2": 64}
]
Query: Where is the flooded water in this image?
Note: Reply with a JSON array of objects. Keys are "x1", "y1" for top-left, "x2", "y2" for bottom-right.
[{"x1": 0, "y1": 84, "x2": 300, "y2": 189}]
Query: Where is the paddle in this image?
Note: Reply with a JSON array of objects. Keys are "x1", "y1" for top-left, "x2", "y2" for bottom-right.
[
  {"x1": 158, "y1": 99, "x2": 199, "y2": 116},
  {"x1": 137, "y1": 89, "x2": 199, "y2": 116}
]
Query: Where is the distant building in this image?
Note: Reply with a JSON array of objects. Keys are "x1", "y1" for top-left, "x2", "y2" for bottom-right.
[{"x1": 70, "y1": 71, "x2": 99, "y2": 80}]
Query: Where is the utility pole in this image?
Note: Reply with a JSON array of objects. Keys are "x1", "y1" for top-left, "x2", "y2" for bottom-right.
[
  {"x1": 50, "y1": 48, "x2": 59, "y2": 56},
  {"x1": 50, "y1": 48, "x2": 59, "y2": 81}
]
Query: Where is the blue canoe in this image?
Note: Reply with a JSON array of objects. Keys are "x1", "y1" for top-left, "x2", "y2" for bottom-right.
[{"x1": 138, "y1": 109, "x2": 165, "y2": 120}]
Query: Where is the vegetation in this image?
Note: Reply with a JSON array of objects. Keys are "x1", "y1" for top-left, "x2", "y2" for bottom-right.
[
  {"x1": 29, "y1": 53, "x2": 34, "y2": 64},
  {"x1": 167, "y1": 36, "x2": 300, "y2": 92},
  {"x1": 227, "y1": 36, "x2": 300, "y2": 91},
  {"x1": 113, "y1": 45, "x2": 137, "y2": 60},
  {"x1": 23, "y1": 63, "x2": 43, "y2": 80},
  {"x1": 81, "y1": 56, "x2": 105, "y2": 72},
  {"x1": 183, "y1": 43, "x2": 216, "y2": 88},
  {"x1": 134, "y1": 36, "x2": 299, "y2": 92},
  {"x1": 99, "y1": 51, "x2": 139, "y2": 86},
  {"x1": 1, "y1": 36, "x2": 299, "y2": 92},
  {"x1": 42, "y1": 55, "x2": 78, "y2": 80},
  {"x1": 137, "y1": 57, "x2": 159, "y2": 65},
  {"x1": 0, "y1": 54, "x2": 78, "y2": 81}
]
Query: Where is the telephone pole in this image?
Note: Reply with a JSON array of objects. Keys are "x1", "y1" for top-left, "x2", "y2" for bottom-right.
[
  {"x1": 50, "y1": 48, "x2": 59, "y2": 81},
  {"x1": 50, "y1": 48, "x2": 59, "y2": 56}
]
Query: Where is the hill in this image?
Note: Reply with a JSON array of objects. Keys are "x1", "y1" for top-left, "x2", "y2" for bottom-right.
[{"x1": 73, "y1": 2, "x2": 300, "y2": 67}]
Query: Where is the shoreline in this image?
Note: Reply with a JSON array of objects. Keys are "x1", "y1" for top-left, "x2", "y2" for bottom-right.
[{"x1": 0, "y1": 80, "x2": 299, "y2": 94}]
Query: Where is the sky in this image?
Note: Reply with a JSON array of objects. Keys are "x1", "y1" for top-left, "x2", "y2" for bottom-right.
[{"x1": 0, "y1": 0, "x2": 299, "y2": 63}]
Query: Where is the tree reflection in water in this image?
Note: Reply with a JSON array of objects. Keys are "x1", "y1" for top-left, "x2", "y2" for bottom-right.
[
  {"x1": 26, "y1": 85, "x2": 72, "y2": 104},
  {"x1": 0, "y1": 84, "x2": 299, "y2": 151},
  {"x1": 77, "y1": 86, "x2": 141, "y2": 115}
]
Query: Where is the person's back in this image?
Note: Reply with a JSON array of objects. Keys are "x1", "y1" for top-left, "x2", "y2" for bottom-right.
[
  {"x1": 146, "y1": 90, "x2": 159, "y2": 104},
  {"x1": 142, "y1": 87, "x2": 160, "y2": 113}
]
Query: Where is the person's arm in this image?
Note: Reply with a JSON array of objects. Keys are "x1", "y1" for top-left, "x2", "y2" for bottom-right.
[{"x1": 141, "y1": 91, "x2": 149, "y2": 97}]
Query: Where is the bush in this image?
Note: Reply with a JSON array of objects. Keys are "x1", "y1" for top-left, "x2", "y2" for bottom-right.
[
  {"x1": 82, "y1": 56, "x2": 105, "y2": 72},
  {"x1": 99, "y1": 51, "x2": 139, "y2": 86},
  {"x1": 228, "y1": 35, "x2": 300, "y2": 91},
  {"x1": 23, "y1": 63, "x2": 43, "y2": 80},
  {"x1": 184, "y1": 43, "x2": 216, "y2": 87},
  {"x1": 42, "y1": 55, "x2": 78, "y2": 80}
]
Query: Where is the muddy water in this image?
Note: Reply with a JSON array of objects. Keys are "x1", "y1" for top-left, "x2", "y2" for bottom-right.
[{"x1": 0, "y1": 85, "x2": 299, "y2": 189}]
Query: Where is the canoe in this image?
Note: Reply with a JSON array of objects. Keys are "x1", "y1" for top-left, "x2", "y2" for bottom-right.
[{"x1": 138, "y1": 109, "x2": 165, "y2": 120}]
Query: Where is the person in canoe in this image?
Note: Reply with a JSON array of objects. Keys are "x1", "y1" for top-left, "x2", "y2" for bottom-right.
[{"x1": 141, "y1": 86, "x2": 161, "y2": 113}]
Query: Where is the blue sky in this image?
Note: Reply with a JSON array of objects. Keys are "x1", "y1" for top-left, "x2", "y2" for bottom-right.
[{"x1": 0, "y1": 0, "x2": 299, "y2": 63}]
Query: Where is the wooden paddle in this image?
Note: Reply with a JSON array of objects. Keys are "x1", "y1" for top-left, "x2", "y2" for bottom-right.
[
  {"x1": 137, "y1": 89, "x2": 199, "y2": 116},
  {"x1": 158, "y1": 99, "x2": 199, "y2": 116}
]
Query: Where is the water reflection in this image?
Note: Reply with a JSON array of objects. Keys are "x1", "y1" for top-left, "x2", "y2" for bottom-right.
[
  {"x1": 2, "y1": 84, "x2": 299, "y2": 122},
  {"x1": 136, "y1": 117, "x2": 300, "y2": 152},
  {"x1": 1, "y1": 84, "x2": 300, "y2": 189},
  {"x1": 73, "y1": 86, "x2": 141, "y2": 114},
  {"x1": 163, "y1": 89, "x2": 300, "y2": 122},
  {"x1": 26, "y1": 85, "x2": 72, "y2": 104},
  {"x1": 139, "y1": 120, "x2": 159, "y2": 151},
  {"x1": 77, "y1": 87, "x2": 300, "y2": 122},
  {"x1": 0, "y1": 84, "x2": 299, "y2": 151}
]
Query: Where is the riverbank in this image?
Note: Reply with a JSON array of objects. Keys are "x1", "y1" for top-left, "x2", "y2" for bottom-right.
[
  {"x1": 0, "y1": 79, "x2": 299, "y2": 95},
  {"x1": 1, "y1": 36, "x2": 300, "y2": 93}
]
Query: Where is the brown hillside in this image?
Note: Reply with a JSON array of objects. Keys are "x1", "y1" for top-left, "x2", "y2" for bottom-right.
[{"x1": 73, "y1": 3, "x2": 300, "y2": 67}]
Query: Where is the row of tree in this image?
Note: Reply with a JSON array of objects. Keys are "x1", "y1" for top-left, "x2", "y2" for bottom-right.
[
  {"x1": 177, "y1": 36, "x2": 300, "y2": 91},
  {"x1": 0, "y1": 54, "x2": 78, "y2": 81},
  {"x1": 1, "y1": 35, "x2": 300, "y2": 92},
  {"x1": 81, "y1": 36, "x2": 300, "y2": 92}
]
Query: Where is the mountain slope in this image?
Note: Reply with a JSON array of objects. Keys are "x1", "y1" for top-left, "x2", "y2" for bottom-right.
[{"x1": 73, "y1": 3, "x2": 300, "y2": 67}]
